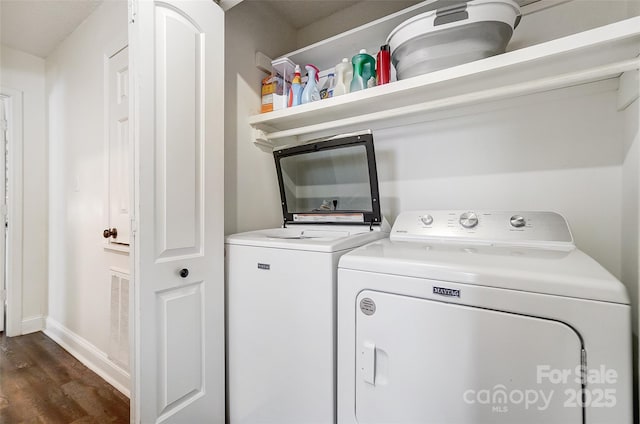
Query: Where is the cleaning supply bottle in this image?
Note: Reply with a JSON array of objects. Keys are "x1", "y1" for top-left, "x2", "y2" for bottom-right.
[
  {"x1": 377, "y1": 44, "x2": 391, "y2": 85},
  {"x1": 333, "y1": 58, "x2": 352, "y2": 97},
  {"x1": 350, "y1": 49, "x2": 376, "y2": 93},
  {"x1": 301, "y1": 64, "x2": 321, "y2": 104},
  {"x1": 320, "y1": 73, "x2": 335, "y2": 99},
  {"x1": 288, "y1": 64, "x2": 303, "y2": 107}
]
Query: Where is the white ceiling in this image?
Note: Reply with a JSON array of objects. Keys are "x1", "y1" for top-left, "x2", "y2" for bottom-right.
[
  {"x1": 2, "y1": 0, "x2": 355, "y2": 57},
  {"x1": 1, "y1": 0, "x2": 541, "y2": 58},
  {"x1": 1, "y1": 0, "x2": 103, "y2": 58},
  {"x1": 262, "y1": 0, "x2": 541, "y2": 31}
]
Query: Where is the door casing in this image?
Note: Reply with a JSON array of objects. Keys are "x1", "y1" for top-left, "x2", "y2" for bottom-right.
[{"x1": 0, "y1": 87, "x2": 24, "y2": 337}]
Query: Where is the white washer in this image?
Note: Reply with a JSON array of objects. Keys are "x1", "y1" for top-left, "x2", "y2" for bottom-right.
[
  {"x1": 226, "y1": 132, "x2": 389, "y2": 424},
  {"x1": 337, "y1": 210, "x2": 632, "y2": 424}
]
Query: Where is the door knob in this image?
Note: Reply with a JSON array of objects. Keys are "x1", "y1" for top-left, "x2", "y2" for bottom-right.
[
  {"x1": 103, "y1": 228, "x2": 118, "y2": 239},
  {"x1": 179, "y1": 268, "x2": 189, "y2": 278}
]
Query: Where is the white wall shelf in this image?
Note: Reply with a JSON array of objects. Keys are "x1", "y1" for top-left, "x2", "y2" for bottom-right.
[{"x1": 249, "y1": 17, "x2": 640, "y2": 149}]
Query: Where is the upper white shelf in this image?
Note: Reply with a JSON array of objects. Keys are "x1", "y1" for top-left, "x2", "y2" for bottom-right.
[{"x1": 250, "y1": 17, "x2": 640, "y2": 148}]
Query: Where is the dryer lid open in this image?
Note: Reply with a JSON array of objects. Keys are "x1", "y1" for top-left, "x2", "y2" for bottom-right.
[{"x1": 273, "y1": 131, "x2": 382, "y2": 226}]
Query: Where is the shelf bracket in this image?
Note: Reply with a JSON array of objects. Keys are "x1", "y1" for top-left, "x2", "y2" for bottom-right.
[
  {"x1": 617, "y1": 65, "x2": 639, "y2": 111},
  {"x1": 252, "y1": 128, "x2": 274, "y2": 152},
  {"x1": 255, "y1": 51, "x2": 273, "y2": 75}
]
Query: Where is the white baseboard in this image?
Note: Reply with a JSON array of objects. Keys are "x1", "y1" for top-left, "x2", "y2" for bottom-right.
[
  {"x1": 21, "y1": 315, "x2": 45, "y2": 334},
  {"x1": 44, "y1": 317, "x2": 131, "y2": 397}
]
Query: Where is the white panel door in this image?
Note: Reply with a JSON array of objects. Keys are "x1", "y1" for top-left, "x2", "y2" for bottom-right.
[
  {"x1": 107, "y1": 46, "x2": 131, "y2": 245},
  {"x1": 355, "y1": 290, "x2": 584, "y2": 424},
  {"x1": 130, "y1": 0, "x2": 224, "y2": 422}
]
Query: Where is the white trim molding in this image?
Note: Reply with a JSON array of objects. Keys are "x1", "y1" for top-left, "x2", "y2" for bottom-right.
[
  {"x1": 0, "y1": 87, "x2": 24, "y2": 337},
  {"x1": 44, "y1": 317, "x2": 131, "y2": 397},
  {"x1": 21, "y1": 315, "x2": 44, "y2": 334}
]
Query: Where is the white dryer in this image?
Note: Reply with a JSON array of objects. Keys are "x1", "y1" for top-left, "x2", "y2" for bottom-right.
[
  {"x1": 226, "y1": 132, "x2": 389, "y2": 424},
  {"x1": 337, "y1": 210, "x2": 632, "y2": 424}
]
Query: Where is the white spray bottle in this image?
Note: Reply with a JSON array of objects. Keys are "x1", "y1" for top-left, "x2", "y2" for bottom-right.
[{"x1": 301, "y1": 64, "x2": 321, "y2": 104}]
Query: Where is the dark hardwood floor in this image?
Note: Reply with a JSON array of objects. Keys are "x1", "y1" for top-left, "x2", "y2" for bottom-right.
[{"x1": 0, "y1": 331, "x2": 129, "y2": 424}]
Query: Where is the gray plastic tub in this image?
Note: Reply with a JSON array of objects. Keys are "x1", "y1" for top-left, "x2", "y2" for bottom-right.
[{"x1": 388, "y1": 0, "x2": 521, "y2": 80}]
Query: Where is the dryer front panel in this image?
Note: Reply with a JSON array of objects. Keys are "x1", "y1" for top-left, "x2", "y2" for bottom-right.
[{"x1": 355, "y1": 290, "x2": 583, "y2": 424}]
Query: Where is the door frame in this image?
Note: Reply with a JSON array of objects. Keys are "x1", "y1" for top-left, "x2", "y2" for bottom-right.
[
  {"x1": 0, "y1": 87, "x2": 24, "y2": 337},
  {"x1": 103, "y1": 35, "x2": 137, "y2": 419}
]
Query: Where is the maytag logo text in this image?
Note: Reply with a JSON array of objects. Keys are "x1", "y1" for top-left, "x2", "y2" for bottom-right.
[{"x1": 433, "y1": 286, "x2": 460, "y2": 298}]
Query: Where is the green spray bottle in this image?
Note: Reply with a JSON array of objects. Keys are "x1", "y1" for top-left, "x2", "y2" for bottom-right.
[{"x1": 350, "y1": 49, "x2": 375, "y2": 92}]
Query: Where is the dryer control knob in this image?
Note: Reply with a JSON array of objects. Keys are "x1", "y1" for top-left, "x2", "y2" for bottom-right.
[
  {"x1": 510, "y1": 215, "x2": 526, "y2": 228},
  {"x1": 459, "y1": 212, "x2": 478, "y2": 229},
  {"x1": 420, "y1": 214, "x2": 433, "y2": 226}
]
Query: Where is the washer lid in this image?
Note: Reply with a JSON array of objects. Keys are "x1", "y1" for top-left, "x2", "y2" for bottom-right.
[
  {"x1": 273, "y1": 131, "x2": 382, "y2": 227},
  {"x1": 225, "y1": 224, "x2": 388, "y2": 253},
  {"x1": 339, "y1": 239, "x2": 629, "y2": 304}
]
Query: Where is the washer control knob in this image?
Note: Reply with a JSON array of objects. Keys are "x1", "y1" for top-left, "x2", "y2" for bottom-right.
[
  {"x1": 420, "y1": 214, "x2": 433, "y2": 226},
  {"x1": 510, "y1": 215, "x2": 526, "y2": 228},
  {"x1": 459, "y1": 212, "x2": 478, "y2": 229}
]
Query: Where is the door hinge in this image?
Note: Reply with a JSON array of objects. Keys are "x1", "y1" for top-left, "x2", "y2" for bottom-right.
[
  {"x1": 129, "y1": 0, "x2": 138, "y2": 23},
  {"x1": 0, "y1": 289, "x2": 6, "y2": 303},
  {"x1": 130, "y1": 218, "x2": 137, "y2": 237}
]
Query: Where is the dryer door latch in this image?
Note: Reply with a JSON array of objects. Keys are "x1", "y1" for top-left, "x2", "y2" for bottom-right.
[{"x1": 361, "y1": 341, "x2": 376, "y2": 385}]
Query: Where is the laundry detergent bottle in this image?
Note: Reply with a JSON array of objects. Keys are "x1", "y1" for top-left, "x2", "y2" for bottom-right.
[
  {"x1": 288, "y1": 64, "x2": 303, "y2": 107},
  {"x1": 301, "y1": 64, "x2": 321, "y2": 104},
  {"x1": 333, "y1": 58, "x2": 353, "y2": 97},
  {"x1": 350, "y1": 49, "x2": 375, "y2": 93},
  {"x1": 320, "y1": 73, "x2": 335, "y2": 99}
]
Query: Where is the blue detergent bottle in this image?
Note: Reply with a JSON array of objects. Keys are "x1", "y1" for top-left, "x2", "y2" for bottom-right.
[{"x1": 288, "y1": 64, "x2": 303, "y2": 107}]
